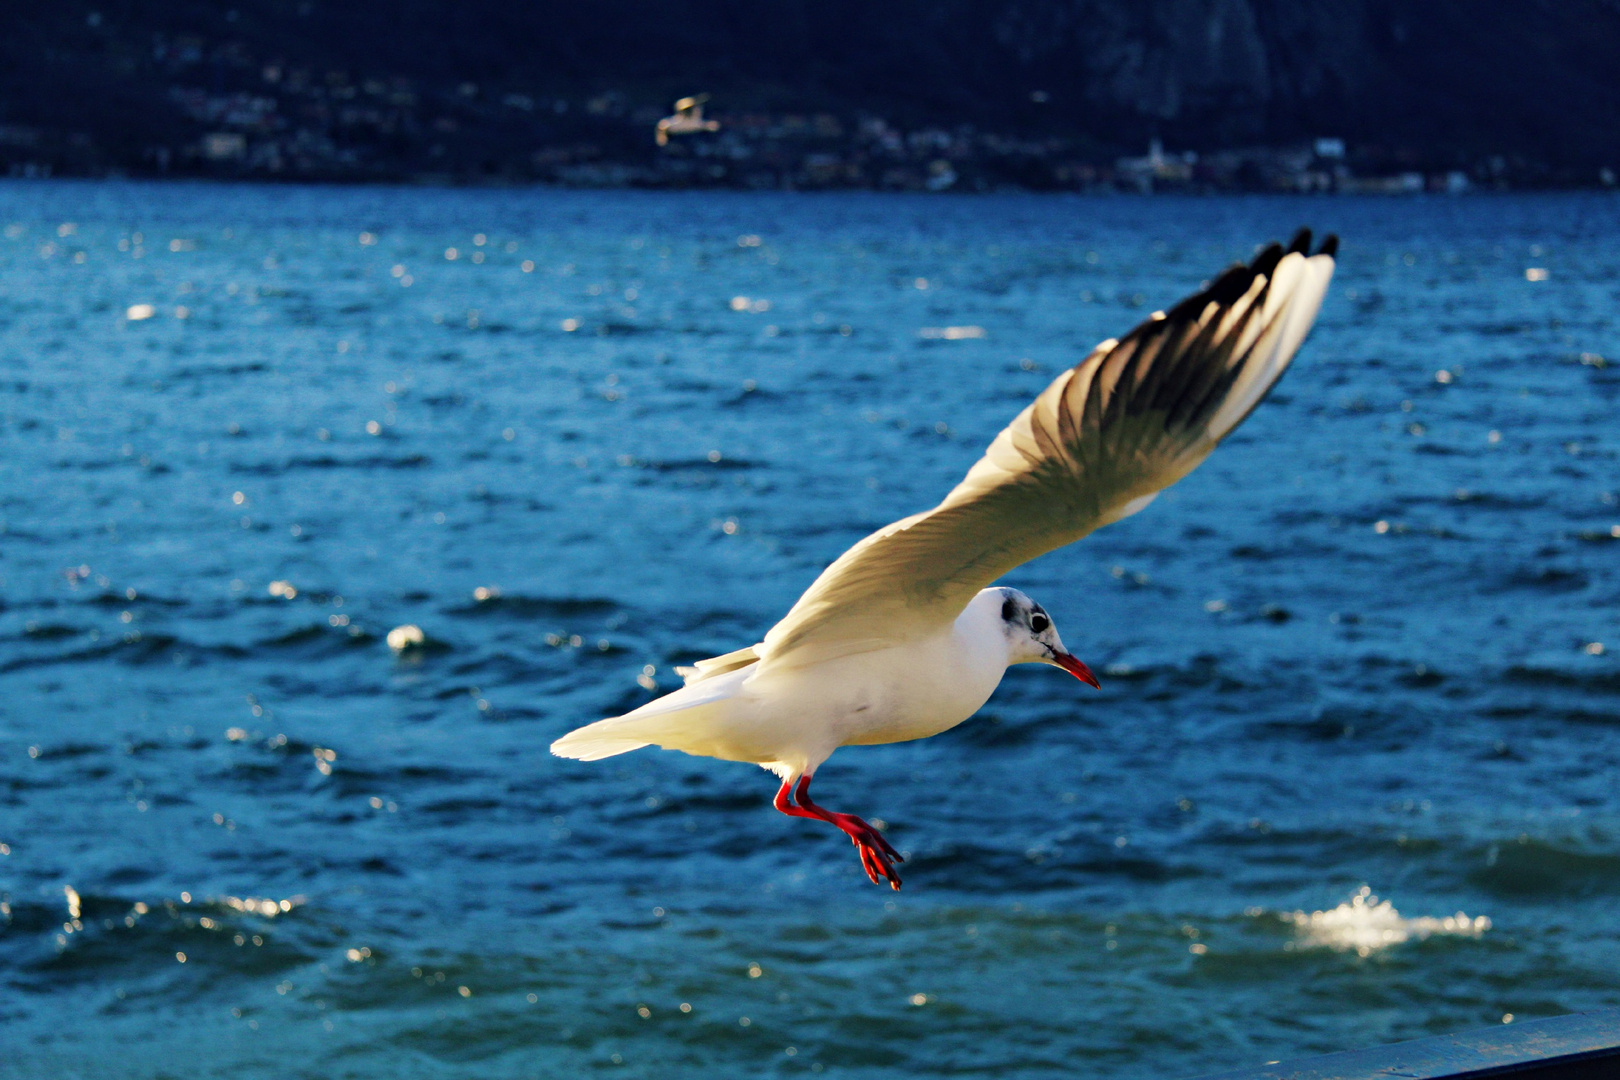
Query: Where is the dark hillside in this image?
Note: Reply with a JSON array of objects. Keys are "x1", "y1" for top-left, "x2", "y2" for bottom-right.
[{"x1": 2, "y1": 1, "x2": 1617, "y2": 187}]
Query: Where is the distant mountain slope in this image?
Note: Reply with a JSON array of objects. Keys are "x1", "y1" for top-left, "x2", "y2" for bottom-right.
[{"x1": 2, "y1": 1, "x2": 1617, "y2": 183}]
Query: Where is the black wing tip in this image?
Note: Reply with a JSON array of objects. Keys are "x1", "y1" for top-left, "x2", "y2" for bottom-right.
[
  {"x1": 1249, "y1": 241, "x2": 1285, "y2": 281},
  {"x1": 1285, "y1": 228, "x2": 1338, "y2": 260},
  {"x1": 1160, "y1": 261, "x2": 1248, "y2": 321},
  {"x1": 1208, "y1": 262, "x2": 1256, "y2": 305},
  {"x1": 1151, "y1": 230, "x2": 1338, "y2": 325}
]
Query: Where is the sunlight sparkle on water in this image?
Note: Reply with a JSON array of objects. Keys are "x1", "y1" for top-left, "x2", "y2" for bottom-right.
[
  {"x1": 219, "y1": 895, "x2": 303, "y2": 917},
  {"x1": 1280, "y1": 887, "x2": 1490, "y2": 956},
  {"x1": 387, "y1": 624, "x2": 426, "y2": 651}
]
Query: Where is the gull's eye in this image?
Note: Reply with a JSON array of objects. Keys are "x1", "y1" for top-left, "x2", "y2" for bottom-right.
[{"x1": 1030, "y1": 613, "x2": 1049, "y2": 634}]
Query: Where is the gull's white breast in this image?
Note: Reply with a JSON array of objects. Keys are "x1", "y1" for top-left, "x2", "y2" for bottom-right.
[{"x1": 705, "y1": 591, "x2": 1011, "y2": 773}]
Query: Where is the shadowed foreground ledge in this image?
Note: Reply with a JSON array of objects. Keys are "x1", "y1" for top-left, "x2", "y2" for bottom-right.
[{"x1": 1188, "y1": 1009, "x2": 1620, "y2": 1080}]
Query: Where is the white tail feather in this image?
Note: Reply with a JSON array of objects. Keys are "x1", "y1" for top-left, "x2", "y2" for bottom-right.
[
  {"x1": 550, "y1": 664, "x2": 753, "y2": 761},
  {"x1": 548, "y1": 727, "x2": 649, "y2": 761}
]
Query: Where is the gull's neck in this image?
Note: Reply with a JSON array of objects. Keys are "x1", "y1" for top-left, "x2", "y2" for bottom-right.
[{"x1": 952, "y1": 589, "x2": 1015, "y2": 672}]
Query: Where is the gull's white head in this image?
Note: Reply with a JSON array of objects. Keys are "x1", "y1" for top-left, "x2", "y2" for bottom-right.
[{"x1": 992, "y1": 587, "x2": 1101, "y2": 687}]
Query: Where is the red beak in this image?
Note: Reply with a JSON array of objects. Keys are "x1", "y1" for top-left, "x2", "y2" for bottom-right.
[{"x1": 1054, "y1": 652, "x2": 1101, "y2": 688}]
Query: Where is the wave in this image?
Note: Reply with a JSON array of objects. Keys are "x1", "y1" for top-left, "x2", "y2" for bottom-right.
[
  {"x1": 6, "y1": 889, "x2": 314, "y2": 986},
  {"x1": 1470, "y1": 836, "x2": 1620, "y2": 898},
  {"x1": 229, "y1": 454, "x2": 433, "y2": 474},
  {"x1": 1494, "y1": 565, "x2": 1590, "y2": 593},
  {"x1": 256, "y1": 623, "x2": 377, "y2": 650},
  {"x1": 0, "y1": 632, "x2": 252, "y2": 673},
  {"x1": 1503, "y1": 664, "x2": 1620, "y2": 694},
  {"x1": 444, "y1": 593, "x2": 619, "y2": 618},
  {"x1": 641, "y1": 456, "x2": 760, "y2": 472},
  {"x1": 901, "y1": 837, "x2": 1189, "y2": 893}
]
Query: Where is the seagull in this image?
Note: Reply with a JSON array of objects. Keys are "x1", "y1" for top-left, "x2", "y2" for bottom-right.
[
  {"x1": 655, "y1": 94, "x2": 721, "y2": 146},
  {"x1": 553, "y1": 230, "x2": 1337, "y2": 889}
]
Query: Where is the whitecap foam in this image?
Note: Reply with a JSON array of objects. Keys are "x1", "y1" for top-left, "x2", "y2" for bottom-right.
[{"x1": 1275, "y1": 886, "x2": 1490, "y2": 956}]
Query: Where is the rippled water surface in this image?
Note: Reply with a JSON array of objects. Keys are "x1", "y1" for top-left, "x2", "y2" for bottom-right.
[{"x1": 2, "y1": 182, "x2": 1618, "y2": 1078}]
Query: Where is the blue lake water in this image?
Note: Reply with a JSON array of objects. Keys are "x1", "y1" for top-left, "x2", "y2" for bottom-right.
[{"x1": 1, "y1": 181, "x2": 1617, "y2": 1078}]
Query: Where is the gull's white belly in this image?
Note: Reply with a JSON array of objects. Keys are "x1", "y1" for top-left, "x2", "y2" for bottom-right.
[
  {"x1": 708, "y1": 626, "x2": 1007, "y2": 771},
  {"x1": 827, "y1": 637, "x2": 1005, "y2": 746}
]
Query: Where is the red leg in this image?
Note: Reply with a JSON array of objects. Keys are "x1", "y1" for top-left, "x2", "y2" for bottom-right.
[
  {"x1": 773, "y1": 777, "x2": 820, "y2": 820},
  {"x1": 770, "y1": 774, "x2": 903, "y2": 890},
  {"x1": 795, "y1": 776, "x2": 902, "y2": 863}
]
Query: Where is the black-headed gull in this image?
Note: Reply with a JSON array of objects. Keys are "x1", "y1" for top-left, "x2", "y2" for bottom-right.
[{"x1": 553, "y1": 230, "x2": 1337, "y2": 889}]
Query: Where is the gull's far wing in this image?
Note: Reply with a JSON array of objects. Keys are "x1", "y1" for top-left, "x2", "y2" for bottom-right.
[{"x1": 758, "y1": 230, "x2": 1337, "y2": 671}]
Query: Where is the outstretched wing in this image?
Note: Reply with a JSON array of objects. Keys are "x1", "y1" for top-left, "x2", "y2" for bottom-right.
[{"x1": 758, "y1": 230, "x2": 1337, "y2": 670}]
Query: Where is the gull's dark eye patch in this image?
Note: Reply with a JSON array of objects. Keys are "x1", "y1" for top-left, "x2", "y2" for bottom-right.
[
  {"x1": 1001, "y1": 597, "x2": 1018, "y2": 622},
  {"x1": 1030, "y1": 612, "x2": 1050, "y2": 634}
]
